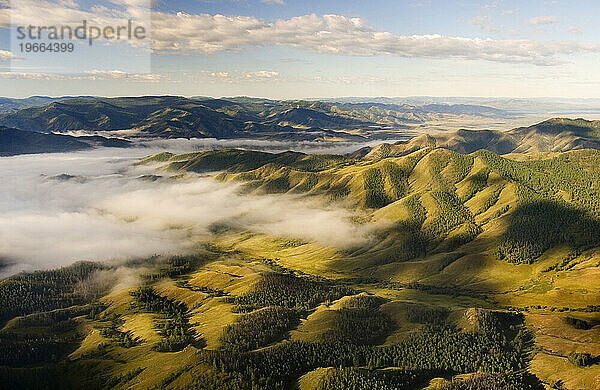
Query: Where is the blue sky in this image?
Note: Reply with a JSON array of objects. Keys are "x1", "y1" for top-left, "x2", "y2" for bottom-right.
[{"x1": 1, "y1": 0, "x2": 599, "y2": 98}]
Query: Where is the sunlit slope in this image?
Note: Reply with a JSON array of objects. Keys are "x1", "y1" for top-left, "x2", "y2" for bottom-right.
[
  {"x1": 3, "y1": 145, "x2": 600, "y2": 389},
  {"x1": 1, "y1": 251, "x2": 539, "y2": 389},
  {"x1": 140, "y1": 146, "x2": 600, "y2": 390},
  {"x1": 143, "y1": 146, "x2": 600, "y2": 304},
  {"x1": 351, "y1": 118, "x2": 600, "y2": 160},
  {"x1": 0, "y1": 96, "x2": 515, "y2": 141},
  {"x1": 3, "y1": 246, "x2": 597, "y2": 389}
]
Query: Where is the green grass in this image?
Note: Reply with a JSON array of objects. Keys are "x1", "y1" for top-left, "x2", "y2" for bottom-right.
[{"x1": 6, "y1": 144, "x2": 600, "y2": 389}]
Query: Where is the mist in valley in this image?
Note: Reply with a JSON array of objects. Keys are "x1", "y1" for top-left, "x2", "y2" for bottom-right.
[{"x1": 0, "y1": 140, "x2": 379, "y2": 278}]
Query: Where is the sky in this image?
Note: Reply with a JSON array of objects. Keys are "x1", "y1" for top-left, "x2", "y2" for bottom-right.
[{"x1": 0, "y1": 0, "x2": 600, "y2": 98}]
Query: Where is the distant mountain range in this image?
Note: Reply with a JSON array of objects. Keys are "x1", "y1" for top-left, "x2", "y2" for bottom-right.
[
  {"x1": 0, "y1": 96, "x2": 95, "y2": 114},
  {"x1": 321, "y1": 96, "x2": 600, "y2": 114},
  {"x1": 0, "y1": 96, "x2": 516, "y2": 142},
  {"x1": 2, "y1": 95, "x2": 600, "y2": 157},
  {"x1": 0, "y1": 126, "x2": 130, "y2": 156},
  {"x1": 351, "y1": 118, "x2": 600, "y2": 159}
]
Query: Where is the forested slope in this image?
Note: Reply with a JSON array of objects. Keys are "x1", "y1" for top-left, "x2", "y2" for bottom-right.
[{"x1": 2, "y1": 145, "x2": 600, "y2": 389}]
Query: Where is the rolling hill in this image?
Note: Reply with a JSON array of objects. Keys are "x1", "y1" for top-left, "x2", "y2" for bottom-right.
[
  {"x1": 0, "y1": 96, "x2": 516, "y2": 141},
  {"x1": 0, "y1": 126, "x2": 130, "y2": 156},
  {"x1": 351, "y1": 118, "x2": 600, "y2": 160},
  {"x1": 2, "y1": 115, "x2": 600, "y2": 389},
  {"x1": 0, "y1": 96, "x2": 95, "y2": 114},
  {"x1": 0, "y1": 145, "x2": 593, "y2": 388}
]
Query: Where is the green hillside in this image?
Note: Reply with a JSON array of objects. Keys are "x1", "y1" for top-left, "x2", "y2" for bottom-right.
[
  {"x1": 0, "y1": 96, "x2": 516, "y2": 141},
  {"x1": 0, "y1": 126, "x2": 130, "y2": 156},
  {"x1": 2, "y1": 145, "x2": 600, "y2": 389},
  {"x1": 0, "y1": 97, "x2": 380, "y2": 140},
  {"x1": 354, "y1": 118, "x2": 600, "y2": 160},
  {"x1": 0, "y1": 96, "x2": 96, "y2": 114},
  {"x1": 147, "y1": 146, "x2": 600, "y2": 266}
]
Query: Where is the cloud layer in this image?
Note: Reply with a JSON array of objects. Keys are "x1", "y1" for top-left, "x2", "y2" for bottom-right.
[
  {"x1": 3, "y1": 1, "x2": 598, "y2": 66},
  {"x1": 151, "y1": 12, "x2": 598, "y2": 65},
  {"x1": 0, "y1": 70, "x2": 162, "y2": 81},
  {"x1": 0, "y1": 50, "x2": 15, "y2": 61},
  {"x1": 528, "y1": 15, "x2": 557, "y2": 25},
  {"x1": 0, "y1": 143, "x2": 376, "y2": 277}
]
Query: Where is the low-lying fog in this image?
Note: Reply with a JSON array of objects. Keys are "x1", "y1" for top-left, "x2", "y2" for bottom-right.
[{"x1": 0, "y1": 139, "x2": 385, "y2": 278}]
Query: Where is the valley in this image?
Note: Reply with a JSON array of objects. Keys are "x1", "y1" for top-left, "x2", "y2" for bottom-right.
[
  {"x1": 3, "y1": 0, "x2": 600, "y2": 388},
  {"x1": 0, "y1": 96, "x2": 535, "y2": 143},
  {"x1": 1, "y1": 135, "x2": 599, "y2": 389}
]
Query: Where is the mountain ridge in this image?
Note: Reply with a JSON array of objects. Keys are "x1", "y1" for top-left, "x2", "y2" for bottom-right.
[
  {"x1": 2, "y1": 144, "x2": 600, "y2": 389},
  {"x1": 0, "y1": 96, "x2": 516, "y2": 141},
  {"x1": 351, "y1": 118, "x2": 600, "y2": 160},
  {"x1": 0, "y1": 126, "x2": 130, "y2": 156}
]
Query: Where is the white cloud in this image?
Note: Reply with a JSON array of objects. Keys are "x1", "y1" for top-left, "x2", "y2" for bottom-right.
[
  {"x1": 501, "y1": 9, "x2": 518, "y2": 15},
  {"x1": 5, "y1": 0, "x2": 151, "y2": 46},
  {"x1": 261, "y1": 0, "x2": 285, "y2": 5},
  {"x1": 0, "y1": 72, "x2": 70, "y2": 80},
  {"x1": 0, "y1": 8, "x2": 8, "y2": 28},
  {"x1": 0, "y1": 2, "x2": 596, "y2": 68},
  {"x1": 199, "y1": 69, "x2": 279, "y2": 83},
  {"x1": 568, "y1": 26, "x2": 582, "y2": 34},
  {"x1": 311, "y1": 74, "x2": 386, "y2": 85},
  {"x1": 83, "y1": 69, "x2": 163, "y2": 81},
  {"x1": 246, "y1": 70, "x2": 279, "y2": 79},
  {"x1": 56, "y1": 0, "x2": 78, "y2": 8},
  {"x1": 0, "y1": 50, "x2": 15, "y2": 61},
  {"x1": 0, "y1": 70, "x2": 163, "y2": 81},
  {"x1": 481, "y1": 2, "x2": 498, "y2": 10},
  {"x1": 528, "y1": 15, "x2": 558, "y2": 25},
  {"x1": 150, "y1": 13, "x2": 598, "y2": 66},
  {"x1": 468, "y1": 15, "x2": 499, "y2": 33}
]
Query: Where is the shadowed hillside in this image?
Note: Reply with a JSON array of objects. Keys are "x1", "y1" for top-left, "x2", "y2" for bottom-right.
[
  {"x1": 0, "y1": 126, "x2": 130, "y2": 156},
  {"x1": 147, "y1": 147, "x2": 600, "y2": 270},
  {"x1": 352, "y1": 118, "x2": 600, "y2": 160},
  {"x1": 0, "y1": 96, "x2": 516, "y2": 141},
  {"x1": 0, "y1": 97, "x2": 377, "y2": 141},
  {"x1": 2, "y1": 145, "x2": 600, "y2": 390}
]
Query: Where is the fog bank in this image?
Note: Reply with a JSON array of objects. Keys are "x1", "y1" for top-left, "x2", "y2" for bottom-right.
[{"x1": 0, "y1": 142, "x2": 376, "y2": 278}]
